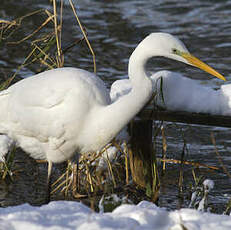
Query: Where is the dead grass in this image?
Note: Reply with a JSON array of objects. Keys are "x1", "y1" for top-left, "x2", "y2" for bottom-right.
[{"x1": 0, "y1": 0, "x2": 96, "y2": 90}]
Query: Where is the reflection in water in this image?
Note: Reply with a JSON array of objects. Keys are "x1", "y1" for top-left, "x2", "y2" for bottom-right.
[{"x1": 0, "y1": 0, "x2": 231, "y2": 211}]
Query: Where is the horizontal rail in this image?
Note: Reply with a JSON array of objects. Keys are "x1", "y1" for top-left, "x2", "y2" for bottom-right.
[{"x1": 138, "y1": 108, "x2": 231, "y2": 128}]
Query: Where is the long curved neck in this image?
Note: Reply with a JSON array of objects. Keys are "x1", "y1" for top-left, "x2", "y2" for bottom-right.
[
  {"x1": 93, "y1": 41, "x2": 154, "y2": 147},
  {"x1": 128, "y1": 40, "x2": 152, "y2": 88}
]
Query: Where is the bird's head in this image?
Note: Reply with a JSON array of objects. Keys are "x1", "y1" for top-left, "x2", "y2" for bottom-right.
[{"x1": 143, "y1": 32, "x2": 226, "y2": 81}]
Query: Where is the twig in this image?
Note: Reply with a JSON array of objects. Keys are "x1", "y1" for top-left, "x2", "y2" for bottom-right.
[
  {"x1": 52, "y1": 0, "x2": 63, "y2": 67},
  {"x1": 7, "y1": 15, "x2": 54, "y2": 45},
  {"x1": 211, "y1": 132, "x2": 231, "y2": 178},
  {"x1": 161, "y1": 125, "x2": 167, "y2": 171},
  {"x1": 157, "y1": 157, "x2": 219, "y2": 170},
  {"x1": 124, "y1": 142, "x2": 129, "y2": 185},
  {"x1": 69, "y1": 0, "x2": 96, "y2": 73},
  {"x1": 105, "y1": 150, "x2": 117, "y2": 188},
  {"x1": 62, "y1": 36, "x2": 85, "y2": 54}
]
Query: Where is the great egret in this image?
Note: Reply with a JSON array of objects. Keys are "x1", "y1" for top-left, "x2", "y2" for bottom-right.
[{"x1": 0, "y1": 32, "x2": 225, "y2": 202}]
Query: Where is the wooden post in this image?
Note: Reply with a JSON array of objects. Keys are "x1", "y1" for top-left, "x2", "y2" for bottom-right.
[{"x1": 129, "y1": 119, "x2": 159, "y2": 198}]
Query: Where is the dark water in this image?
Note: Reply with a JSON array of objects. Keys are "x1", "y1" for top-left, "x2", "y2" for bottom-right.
[{"x1": 0, "y1": 0, "x2": 231, "y2": 212}]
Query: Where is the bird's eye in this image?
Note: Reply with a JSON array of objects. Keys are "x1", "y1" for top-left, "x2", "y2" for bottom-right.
[{"x1": 172, "y1": 48, "x2": 178, "y2": 54}]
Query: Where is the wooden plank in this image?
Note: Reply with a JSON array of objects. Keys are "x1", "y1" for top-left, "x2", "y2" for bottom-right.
[{"x1": 138, "y1": 108, "x2": 231, "y2": 128}]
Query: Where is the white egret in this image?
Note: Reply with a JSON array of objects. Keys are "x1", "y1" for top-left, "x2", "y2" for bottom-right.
[{"x1": 0, "y1": 33, "x2": 225, "y2": 202}]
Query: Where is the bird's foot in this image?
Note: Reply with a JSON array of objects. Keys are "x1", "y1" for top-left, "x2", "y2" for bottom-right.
[{"x1": 72, "y1": 190, "x2": 87, "y2": 199}]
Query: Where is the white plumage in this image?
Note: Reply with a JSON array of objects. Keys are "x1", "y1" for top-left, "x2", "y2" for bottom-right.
[
  {"x1": 0, "y1": 33, "x2": 225, "y2": 201},
  {"x1": 0, "y1": 68, "x2": 111, "y2": 163}
]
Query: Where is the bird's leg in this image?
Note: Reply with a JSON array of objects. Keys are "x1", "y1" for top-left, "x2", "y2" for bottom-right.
[
  {"x1": 72, "y1": 155, "x2": 86, "y2": 198},
  {"x1": 45, "y1": 160, "x2": 53, "y2": 204}
]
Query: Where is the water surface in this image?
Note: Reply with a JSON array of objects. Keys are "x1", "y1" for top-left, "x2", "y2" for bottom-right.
[{"x1": 0, "y1": 0, "x2": 231, "y2": 212}]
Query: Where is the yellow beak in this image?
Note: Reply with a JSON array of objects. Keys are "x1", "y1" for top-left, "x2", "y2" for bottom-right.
[{"x1": 182, "y1": 53, "x2": 226, "y2": 81}]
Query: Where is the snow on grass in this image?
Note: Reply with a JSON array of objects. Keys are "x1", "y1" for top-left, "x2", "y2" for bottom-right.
[{"x1": 1, "y1": 200, "x2": 231, "y2": 230}]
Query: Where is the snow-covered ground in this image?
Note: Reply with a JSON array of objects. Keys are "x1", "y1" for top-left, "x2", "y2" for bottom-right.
[
  {"x1": 1, "y1": 200, "x2": 231, "y2": 230},
  {"x1": 111, "y1": 70, "x2": 231, "y2": 116}
]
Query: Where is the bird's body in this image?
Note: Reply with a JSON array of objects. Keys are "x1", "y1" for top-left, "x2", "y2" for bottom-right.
[
  {"x1": 0, "y1": 68, "x2": 112, "y2": 163},
  {"x1": 0, "y1": 33, "x2": 225, "y2": 202}
]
